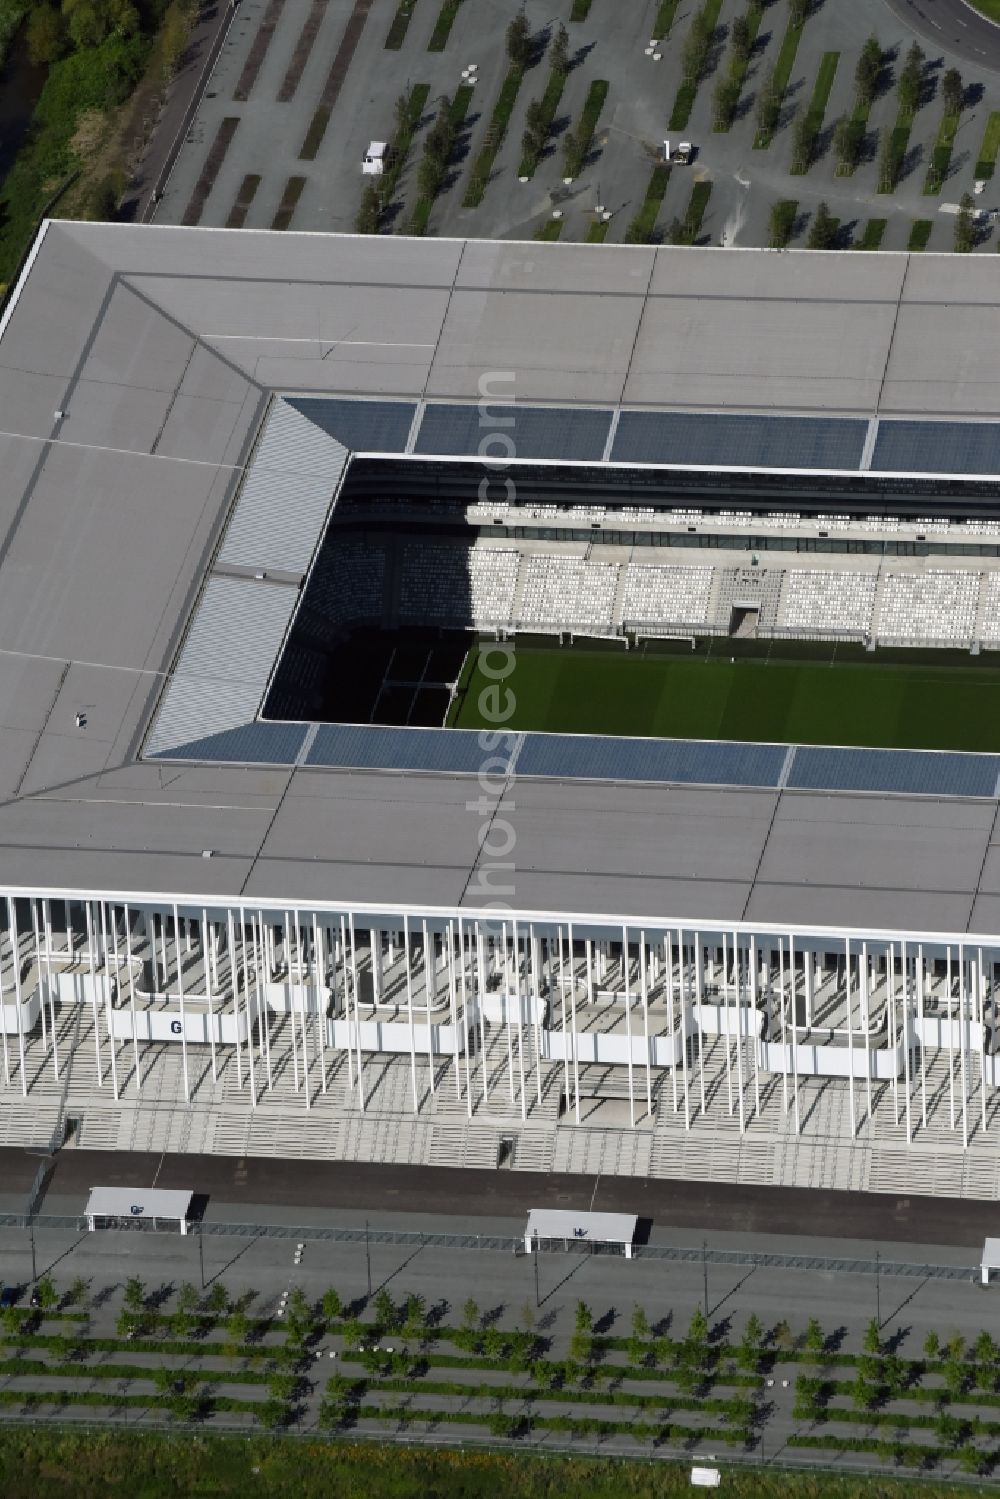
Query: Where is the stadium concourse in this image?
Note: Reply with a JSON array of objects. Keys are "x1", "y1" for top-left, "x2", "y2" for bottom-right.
[{"x1": 7, "y1": 226, "x2": 1000, "y2": 1204}]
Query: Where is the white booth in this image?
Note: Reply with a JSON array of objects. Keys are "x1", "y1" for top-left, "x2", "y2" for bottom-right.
[
  {"x1": 85, "y1": 1186, "x2": 193, "y2": 1235},
  {"x1": 524, "y1": 1207, "x2": 638, "y2": 1259}
]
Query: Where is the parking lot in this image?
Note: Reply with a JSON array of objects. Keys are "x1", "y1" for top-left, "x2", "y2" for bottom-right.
[{"x1": 151, "y1": 0, "x2": 1000, "y2": 250}]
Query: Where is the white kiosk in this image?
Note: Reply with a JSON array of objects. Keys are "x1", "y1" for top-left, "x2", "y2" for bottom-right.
[
  {"x1": 524, "y1": 1208, "x2": 638, "y2": 1258},
  {"x1": 85, "y1": 1186, "x2": 193, "y2": 1235}
]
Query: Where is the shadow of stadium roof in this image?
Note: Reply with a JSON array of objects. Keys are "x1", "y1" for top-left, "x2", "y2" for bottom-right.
[{"x1": 2, "y1": 221, "x2": 1000, "y2": 932}]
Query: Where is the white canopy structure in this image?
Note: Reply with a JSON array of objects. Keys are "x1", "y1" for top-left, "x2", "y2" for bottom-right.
[
  {"x1": 85, "y1": 1186, "x2": 193, "y2": 1234},
  {"x1": 524, "y1": 1208, "x2": 638, "y2": 1258}
]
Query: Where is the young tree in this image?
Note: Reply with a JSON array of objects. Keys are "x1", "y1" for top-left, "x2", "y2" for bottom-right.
[
  {"x1": 35, "y1": 1277, "x2": 58, "y2": 1312},
  {"x1": 791, "y1": 112, "x2": 818, "y2": 173},
  {"x1": 461, "y1": 1296, "x2": 479, "y2": 1331},
  {"x1": 897, "y1": 41, "x2": 924, "y2": 119},
  {"x1": 954, "y1": 192, "x2": 976, "y2": 253},
  {"x1": 833, "y1": 115, "x2": 864, "y2": 172},
  {"x1": 374, "y1": 1289, "x2": 396, "y2": 1332},
  {"x1": 855, "y1": 35, "x2": 882, "y2": 109},
  {"x1": 631, "y1": 1304, "x2": 649, "y2": 1340},
  {"x1": 942, "y1": 67, "x2": 964, "y2": 118},
  {"x1": 731, "y1": 13, "x2": 751, "y2": 62},
  {"x1": 807, "y1": 201, "x2": 837, "y2": 248},
  {"x1": 681, "y1": 10, "x2": 712, "y2": 84},
  {"x1": 877, "y1": 132, "x2": 900, "y2": 193},
  {"x1": 204, "y1": 1282, "x2": 228, "y2": 1316},
  {"x1": 713, "y1": 73, "x2": 741, "y2": 132},
  {"x1": 506, "y1": 12, "x2": 531, "y2": 70},
  {"x1": 550, "y1": 22, "x2": 569, "y2": 76},
  {"x1": 924, "y1": 1330, "x2": 940, "y2": 1361},
  {"x1": 804, "y1": 1317, "x2": 825, "y2": 1360},
  {"x1": 788, "y1": 0, "x2": 808, "y2": 26},
  {"x1": 687, "y1": 1306, "x2": 709, "y2": 1350},
  {"x1": 354, "y1": 183, "x2": 382, "y2": 235},
  {"x1": 738, "y1": 1311, "x2": 764, "y2": 1369},
  {"x1": 863, "y1": 1317, "x2": 881, "y2": 1356},
  {"x1": 755, "y1": 67, "x2": 782, "y2": 138},
  {"x1": 768, "y1": 198, "x2": 797, "y2": 247}
]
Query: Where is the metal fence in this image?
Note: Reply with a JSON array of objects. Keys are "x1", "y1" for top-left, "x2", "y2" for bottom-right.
[{"x1": 0, "y1": 1212, "x2": 976, "y2": 1281}]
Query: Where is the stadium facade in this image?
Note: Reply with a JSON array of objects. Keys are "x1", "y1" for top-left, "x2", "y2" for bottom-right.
[{"x1": 3, "y1": 222, "x2": 1000, "y2": 1197}]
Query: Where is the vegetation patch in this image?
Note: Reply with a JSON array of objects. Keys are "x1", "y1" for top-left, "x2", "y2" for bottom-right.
[
  {"x1": 427, "y1": 0, "x2": 463, "y2": 52},
  {"x1": 975, "y1": 110, "x2": 1000, "y2": 180},
  {"x1": 668, "y1": 0, "x2": 724, "y2": 132},
  {"x1": 753, "y1": 0, "x2": 809, "y2": 148},
  {"x1": 623, "y1": 163, "x2": 670, "y2": 243},
  {"x1": 908, "y1": 217, "x2": 932, "y2": 251},
  {"x1": 385, "y1": 0, "x2": 418, "y2": 49},
  {"x1": 855, "y1": 218, "x2": 886, "y2": 251},
  {"x1": 789, "y1": 50, "x2": 839, "y2": 174}
]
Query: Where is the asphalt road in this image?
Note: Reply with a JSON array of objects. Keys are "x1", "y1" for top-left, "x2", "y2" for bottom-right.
[
  {"x1": 885, "y1": 0, "x2": 1000, "y2": 70},
  {"x1": 6, "y1": 1149, "x2": 997, "y2": 1250}
]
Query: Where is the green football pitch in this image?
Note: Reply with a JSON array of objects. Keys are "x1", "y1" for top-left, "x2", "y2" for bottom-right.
[{"x1": 447, "y1": 643, "x2": 1000, "y2": 753}]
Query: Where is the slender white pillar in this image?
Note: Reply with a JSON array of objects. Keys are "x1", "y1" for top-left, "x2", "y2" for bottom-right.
[
  {"x1": 789, "y1": 934, "x2": 800, "y2": 1135},
  {"x1": 959, "y1": 942, "x2": 969, "y2": 1149},
  {"x1": 902, "y1": 940, "x2": 911, "y2": 1144},
  {"x1": 421, "y1": 920, "x2": 435, "y2": 1098},
  {"x1": 640, "y1": 930, "x2": 652, "y2": 1119},
  {"x1": 749, "y1": 932, "x2": 760, "y2": 1121},
  {"x1": 124, "y1": 905, "x2": 141, "y2": 1097},
  {"x1": 43, "y1": 900, "x2": 60, "y2": 1081},
  {"x1": 458, "y1": 915, "x2": 472, "y2": 1117},
  {"x1": 862, "y1": 940, "x2": 872, "y2": 1128},
  {"x1": 203, "y1": 910, "x2": 217, "y2": 1085},
  {"x1": 722, "y1": 932, "x2": 733, "y2": 1115},
  {"x1": 99, "y1": 902, "x2": 118, "y2": 1101},
  {"x1": 569, "y1": 921, "x2": 580, "y2": 1125},
  {"x1": 85, "y1": 901, "x2": 102, "y2": 1086},
  {"x1": 9, "y1": 899, "x2": 26, "y2": 1097},
  {"x1": 679, "y1": 930, "x2": 690, "y2": 1130},
  {"x1": 448, "y1": 921, "x2": 461, "y2": 1103},
  {"x1": 348, "y1": 911, "x2": 365, "y2": 1110},
  {"x1": 733, "y1": 929, "x2": 745, "y2": 1134},
  {"x1": 313, "y1": 915, "x2": 327, "y2": 1095},
  {"x1": 623, "y1": 925, "x2": 634, "y2": 1129},
  {"x1": 846, "y1": 937, "x2": 855, "y2": 1139},
  {"x1": 513, "y1": 919, "x2": 526, "y2": 1122},
  {"x1": 173, "y1": 904, "x2": 189, "y2": 1103},
  {"x1": 947, "y1": 945, "x2": 956, "y2": 1130}
]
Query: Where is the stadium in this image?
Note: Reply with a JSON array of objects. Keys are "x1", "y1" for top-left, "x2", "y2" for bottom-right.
[{"x1": 3, "y1": 221, "x2": 1000, "y2": 1200}]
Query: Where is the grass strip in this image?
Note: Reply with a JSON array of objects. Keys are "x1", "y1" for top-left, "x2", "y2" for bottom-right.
[
  {"x1": 923, "y1": 108, "x2": 961, "y2": 194},
  {"x1": 718, "y1": 2, "x2": 766, "y2": 132},
  {"x1": 427, "y1": 0, "x2": 463, "y2": 51},
  {"x1": 788, "y1": 50, "x2": 838, "y2": 171},
  {"x1": 566, "y1": 78, "x2": 609, "y2": 170},
  {"x1": 908, "y1": 218, "x2": 933, "y2": 251},
  {"x1": 653, "y1": 0, "x2": 681, "y2": 34},
  {"x1": 668, "y1": 0, "x2": 724, "y2": 131},
  {"x1": 753, "y1": 11, "x2": 806, "y2": 148},
  {"x1": 381, "y1": 82, "x2": 430, "y2": 206},
  {"x1": 975, "y1": 110, "x2": 1000, "y2": 179},
  {"x1": 835, "y1": 94, "x2": 872, "y2": 176},
  {"x1": 570, "y1": 0, "x2": 594, "y2": 19},
  {"x1": 353, "y1": 1401, "x2": 747, "y2": 1443},
  {"x1": 855, "y1": 218, "x2": 886, "y2": 250},
  {"x1": 225, "y1": 173, "x2": 262, "y2": 228},
  {"x1": 462, "y1": 65, "x2": 524, "y2": 207},
  {"x1": 407, "y1": 84, "x2": 473, "y2": 235},
  {"x1": 385, "y1": 0, "x2": 418, "y2": 48},
  {"x1": 623, "y1": 163, "x2": 670, "y2": 242},
  {"x1": 682, "y1": 178, "x2": 712, "y2": 241},
  {"x1": 270, "y1": 176, "x2": 306, "y2": 230},
  {"x1": 533, "y1": 219, "x2": 565, "y2": 241},
  {"x1": 788, "y1": 1433, "x2": 941, "y2": 1465},
  {"x1": 518, "y1": 64, "x2": 569, "y2": 176},
  {"x1": 586, "y1": 220, "x2": 610, "y2": 242}
]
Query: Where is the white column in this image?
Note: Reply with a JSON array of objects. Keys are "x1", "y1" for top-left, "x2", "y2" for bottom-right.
[
  {"x1": 862, "y1": 940, "x2": 872, "y2": 1128},
  {"x1": 85, "y1": 901, "x2": 102, "y2": 1086},
  {"x1": 749, "y1": 932, "x2": 760, "y2": 1121},
  {"x1": 559, "y1": 926, "x2": 570, "y2": 1113},
  {"x1": 640, "y1": 930, "x2": 652, "y2": 1120},
  {"x1": 918, "y1": 943, "x2": 926, "y2": 1130},
  {"x1": 421, "y1": 920, "x2": 436, "y2": 1098},
  {"x1": 846, "y1": 937, "x2": 855, "y2": 1139},
  {"x1": 722, "y1": 932, "x2": 733, "y2": 1115},
  {"x1": 889, "y1": 945, "x2": 898, "y2": 1125},
  {"x1": 778, "y1": 938, "x2": 788, "y2": 1115},
  {"x1": 679, "y1": 930, "x2": 690, "y2": 1130},
  {"x1": 240, "y1": 908, "x2": 257, "y2": 1108},
  {"x1": 227, "y1": 908, "x2": 243, "y2": 1093},
  {"x1": 256, "y1": 911, "x2": 273, "y2": 1092},
  {"x1": 947, "y1": 945, "x2": 956, "y2": 1130},
  {"x1": 313, "y1": 915, "x2": 327, "y2": 1095},
  {"x1": 99, "y1": 902, "x2": 118, "y2": 1101},
  {"x1": 902, "y1": 939, "x2": 911, "y2": 1145},
  {"x1": 789, "y1": 933, "x2": 800, "y2": 1135},
  {"x1": 283, "y1": 911, "x2": 300, "y2": 1092},
  {"x1": 477, "y1": 922, "x2": 489, "y2": 1109},
  {"x1": 959, "y1": 942, "x2": 969, "y2": 1149},
  {"x1": 513, "y1": 918, "x2": 526, "y2": 1122},
  {"x1": 30, "y1": 900, "x2": 47, "y2": 1060},
  {"x1": 979, "y1": 946, "x2": 987, "y2": 1138},
  {"x1": 203, "y1": 910, "x2": 217, "y2": 1085},
  {"x1": 125, "y1": 904, "x2": 141, "y2": 1095},
  {"x1": 173, "y1": 904, "x2": 189, "y2": 1103},
  {"x1": 503, "y1": 923, "x2": 515, "y2": 1105},
  {"x1": 43, "y1": 900, "x2": 59, "y2": 1081},
  {"x1": 448, "y1": 921, "x2": 461, "y2": 1102},
  {"x1": 733, "y1": 930, "x2": 745, "y2": 1135},
  {"x1": 458, "y1": 915, "x2": 472, "y2": 1117},
  {"x1": 9, "y1": 899, "x2": 26, "y2": 1097},
  {"x1": 339, "y1": 915, "x2": 354, "y2": 1095},
  {"x1": 294, "y1": 911, "x2": 310, "y2": 1111},
  {"x1": 569, "y1": 920, "x2": 580, "y2": 1125},
  {"x1": 623, "y1": 925, "x2": 634, "y2": 1130},
  {"x1": 668, "y1": 933, "x2": 678, "y2": 1114},
  {"x1": 695, "y1": 931, "x2": 706, "y2": 1119},
  {"x1": 403, "y1": 913, "x2": 418, "y2": 1111},
  {"x1": 349, "y1": 911, "x2": 365, "y2": 1110}
]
